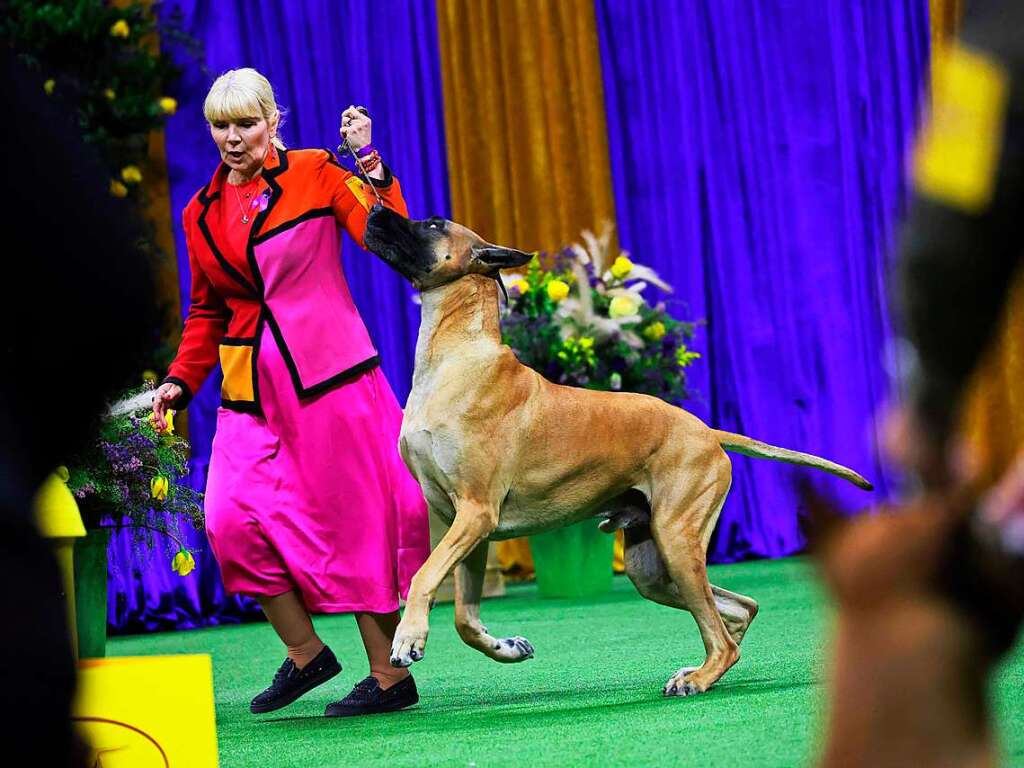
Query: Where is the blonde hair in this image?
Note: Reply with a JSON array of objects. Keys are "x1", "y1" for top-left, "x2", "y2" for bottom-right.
[{"x1": 203, "y1": 68, "x2": 286, "y2": 149}]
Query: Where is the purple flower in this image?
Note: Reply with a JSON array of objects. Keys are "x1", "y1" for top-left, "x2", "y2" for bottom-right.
[{"x1": 73, "y1": 482, "x2": 96, "y2": 499}]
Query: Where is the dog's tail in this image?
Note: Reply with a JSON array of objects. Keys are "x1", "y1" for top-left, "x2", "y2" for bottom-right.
[{"x1": 713, "y1": 430, "x2": 873, "y2": 491}]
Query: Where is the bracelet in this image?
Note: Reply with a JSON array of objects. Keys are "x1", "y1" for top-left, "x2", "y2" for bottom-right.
[
  {"x1": 358, "y1": 151, "x2": 382, "y2": 174},
  {"x1": 355, "y1": 144, "x2": 375, "y2": 158}
]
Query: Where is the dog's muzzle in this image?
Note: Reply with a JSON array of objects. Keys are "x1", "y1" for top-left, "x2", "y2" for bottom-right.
[{"x1": 364, "y1": 206, "x2": 435, "y2": 287}]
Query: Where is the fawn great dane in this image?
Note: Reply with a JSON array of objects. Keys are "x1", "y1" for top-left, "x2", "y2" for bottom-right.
[{"x1": 364, "y1": 206, "x2": 873, "y2": 696}]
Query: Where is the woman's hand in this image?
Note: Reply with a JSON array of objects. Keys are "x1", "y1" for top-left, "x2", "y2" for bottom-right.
[
  {"x1": 340, "y1": 105, "x2": 372, "y2": 153},
  {"x1": 152, "y1": 382, "x2": 181, "y2": 432}
]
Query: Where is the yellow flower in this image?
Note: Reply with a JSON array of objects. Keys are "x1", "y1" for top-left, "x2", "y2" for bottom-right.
[
  {"x1": 509, "y1": 278, "x2": 530, "y2": 295},
  {"x1": 676, "y1": 345, "x2": 702, "y2": 368},
  {"x1": 148, "y1": 410, "x2": 175, "y2": 434},
  {"x1": 109, "y1": 179, "x2": 128, "y2": 198},
  {"x1": 110, "y1": 19, "x2": 130, "y2": 38},
  {"x1": 546, "y1": 279, "x2": 570, "y2": 302},
  {"x1": 56, "y1": 466, "x2": 70, "y2": 483},
  {"x1": 610, "y1": 256, "x2": 634, "y2": 280},
  {"x1": 171, "y1": 548, "x2": 196, "y2": 577},
  {"x1": 43, "y1": 79, "x2": 55, "y2": 96},
  {"x1": 158, "y1": 96, "x2": 178, "y2": 115},
  {"x1": 120, "y1": 165, "x2": 143, "y2": 184},
  {"x1": 557, "y1": 336, "x2": 597, "y2": 369},
  {"x1": 103, "y1": 88, "x2": 116, "y2": 101},
  {"x1": 150, "y1": 475, "x2": 169, "y2": 501},
  {"x1": 142, "y1": 369, "x2": 158, "y2": 384},
  {"x1": 608, "y1": 295, "x2": 640, "y2": 318},
  {"x1": 643, "y1": 321, "x2": 666, "y2": 341}
]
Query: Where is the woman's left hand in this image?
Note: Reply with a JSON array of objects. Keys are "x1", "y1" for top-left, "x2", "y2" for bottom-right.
[{"x1": 340, "y1": 105, "x2": 372, "y2": 153}]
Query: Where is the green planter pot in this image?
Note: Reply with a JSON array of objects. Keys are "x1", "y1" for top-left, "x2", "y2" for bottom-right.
[
  {"x1": 74, "y1": 528, "x2": 110, "y2": 659},
  {"x1": 529, "y1": 520, "x2": 614, "y2": 598}
]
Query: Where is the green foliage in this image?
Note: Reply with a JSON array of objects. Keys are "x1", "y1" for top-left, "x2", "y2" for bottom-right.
[
  {"x1": 1, "y1": 1, "x2": 198, "y2": 183},
  {"x1": 3, "y1": 1, "x2": 203, "y2": 377}
]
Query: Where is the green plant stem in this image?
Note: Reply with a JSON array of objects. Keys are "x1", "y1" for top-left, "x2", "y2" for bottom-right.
[{"x1": 94, "y1": 521, "x2": 188, "y2": 551}]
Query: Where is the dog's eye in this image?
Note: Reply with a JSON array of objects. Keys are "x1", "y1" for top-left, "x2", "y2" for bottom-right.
[{"x1": 428, "y1": 223, "x2": 438, "y2": 229}]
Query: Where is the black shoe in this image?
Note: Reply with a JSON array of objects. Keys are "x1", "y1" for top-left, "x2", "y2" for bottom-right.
[
  {"x1": 324, "y1": 674, "x2": 419, "y2": 717},
  {"x1": 250, "y1": 645, "x2": 341, "y2": 714}
]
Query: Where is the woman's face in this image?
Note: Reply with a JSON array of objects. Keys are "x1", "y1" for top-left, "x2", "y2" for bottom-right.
[{"x1": 210, "y1": 114, "x2": 274, "y2": 177}]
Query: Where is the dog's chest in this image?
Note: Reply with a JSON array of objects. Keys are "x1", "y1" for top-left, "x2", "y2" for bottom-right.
[{"x1": 399, "y1": 421, "x2": 462, "y2": 519}]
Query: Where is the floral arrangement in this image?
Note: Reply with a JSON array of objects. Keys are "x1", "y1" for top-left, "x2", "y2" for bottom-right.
[
  {"x1": 500, "y1": 224, "x2": 701, "y2": 404},
  {"x1": 1, "y1": 0, "x2": 199, "y2": 201},
  {"x1": 2, "y1": 1, "x2": 202, "y2": 374},
  {"x1": 66, "y1": 387, "x2": 202, "y2": 576}
]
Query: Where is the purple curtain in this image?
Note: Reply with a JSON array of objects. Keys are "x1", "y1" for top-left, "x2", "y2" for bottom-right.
[
  {"x1": 108, "y1": 0, "x2": 450, "y2": 632},
  {"x1": 594, "y1": 0, "x2": 930, "y2": 561}
]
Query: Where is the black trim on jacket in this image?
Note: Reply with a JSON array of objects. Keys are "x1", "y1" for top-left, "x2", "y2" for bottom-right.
[
  {"x1": 252, "y1": 207, "x2": 335, "y2": 245},
  {"x1": 196, "y1": 185, "x2": 259, "y2": 297},
  {"x1": 219, "y1": 398, "x2": 262, "y2": 415}
]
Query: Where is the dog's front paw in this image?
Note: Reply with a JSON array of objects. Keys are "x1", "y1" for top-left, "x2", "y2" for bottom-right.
[
  {"x1": 663, "y1": 667, "x2": 703, "y2": 697},
  {"x1": 490, "y1": 636, "x2": 535, "y2": 664},
  {"x1": 390, "y1": 624, "x2": 428, "y2": 668}
]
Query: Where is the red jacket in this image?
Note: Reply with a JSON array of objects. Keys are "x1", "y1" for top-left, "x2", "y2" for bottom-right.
[{"x1": 165, "y1": 147, "x2": 407, "y2": 412}]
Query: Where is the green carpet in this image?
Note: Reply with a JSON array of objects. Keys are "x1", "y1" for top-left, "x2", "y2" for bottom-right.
[{"x1": 110, "y1": 558, "x2": 1024, "y2": 767}]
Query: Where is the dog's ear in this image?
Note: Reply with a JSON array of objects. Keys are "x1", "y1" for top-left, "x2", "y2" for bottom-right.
[{"x1": 473, "y1": 245, "x2": 534, "y2": 269}]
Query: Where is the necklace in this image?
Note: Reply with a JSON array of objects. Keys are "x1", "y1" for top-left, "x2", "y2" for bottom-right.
[{"x1": 230, "y1": 178, "x2": 260, "y2": 224}]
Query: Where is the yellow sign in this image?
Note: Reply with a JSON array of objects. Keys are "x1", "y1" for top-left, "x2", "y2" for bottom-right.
[
  {"x1": 913, "y1": 42, "x2": 1009, "y2": 213},
  {"x1": 75, "y1": 655, "x2": 219, "y2": 767},
  {"x1": 345, "y1": 175, "x2": 372, "y2": 211}
]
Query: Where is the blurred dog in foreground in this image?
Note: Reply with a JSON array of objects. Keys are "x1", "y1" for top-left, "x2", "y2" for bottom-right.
[{"x1": 811, "y1": 481, "x2": 1024, "y2": 768}]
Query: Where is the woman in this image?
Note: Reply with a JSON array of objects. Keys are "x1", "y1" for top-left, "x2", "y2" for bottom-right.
[{"x1": 151, "y1": 68, "x2": 430, "y2": 718}]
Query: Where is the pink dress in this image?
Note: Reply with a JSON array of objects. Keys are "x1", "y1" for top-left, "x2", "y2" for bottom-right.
[{"x1": 200, "y1": 174, "x2": 430, "y2": 614}]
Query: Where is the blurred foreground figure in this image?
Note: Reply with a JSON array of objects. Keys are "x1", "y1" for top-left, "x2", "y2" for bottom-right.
[
  {"x1": 821, "y1": 2, "x2": 1024, "y2": 766},
  {"x1": 0, "y1": 50, "x2": 154, "y2": 765}
]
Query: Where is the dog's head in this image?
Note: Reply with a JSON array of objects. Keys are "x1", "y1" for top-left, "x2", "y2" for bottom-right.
[{"x1": 364, "y1": 205, "x2": 533, "y2": 290}]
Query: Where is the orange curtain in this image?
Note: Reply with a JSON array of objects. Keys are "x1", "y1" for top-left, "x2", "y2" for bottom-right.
[
  {"x1": 136, "y1": 1, "x2": 181, "y2": 362},
  {"x1": 927, "y1": 0, "x2": 1024, "y2": 481},
  {"x1": 437, "y1": 0, "x2": 619, "y2": 573},
  {"x1": 145, "y1": 131, "x2": 183, "y2": 358},
  {"x1": 960, "y1": 275, "x2": 1024, "y2": 485},
  {"x1": 436, "y1": 0, "x2": 616, "y2": 253},
  {"x1": 929, "y1": 0, "x2": 963, "y2": 54}
]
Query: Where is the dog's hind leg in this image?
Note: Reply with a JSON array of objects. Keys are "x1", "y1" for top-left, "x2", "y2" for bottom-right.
[
  {"x1": 624, "y1": 529, "x2": 758, "y2": 647},
  {"x1": 711, "y1": 585, "x2": 758, "y2": 646},
  {"x1": 454, "y1": 541, "x2": 534, "y2": 663},
  {"x1": 648, "y1": 451, "x2": 741, "y2": 696}
]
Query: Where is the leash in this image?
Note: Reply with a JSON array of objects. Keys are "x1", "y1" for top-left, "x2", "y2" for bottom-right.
[
  {"x1": 337, "y1": 107, "x2": 510, "y2": 307},
  {"x1": 336, "y1": 106, "x2": 385, "y2": 208},
  {"x1": 494, "y1": 273, "x2": 510, "y2": 305}
]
